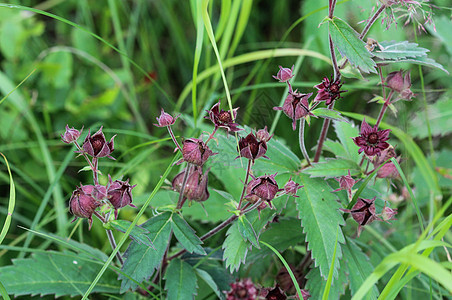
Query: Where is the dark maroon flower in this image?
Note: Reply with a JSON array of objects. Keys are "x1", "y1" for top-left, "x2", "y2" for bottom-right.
[
  {"x1": 341, "y1": 197, "x2": 380, "y2": 237},
  {"x1": 205, "y1": 100, "x2": 241, "y2": 133},
  {"x1": 353, "y1": 119, "x2": 391, "y2": 156},
  {"x1": 333, "y1": 170, "x2": 359, "y2": 196},
  {"x1": 260, "y1": 285, "x2": 287, "y2": 300},
  {"x1": 154, "y1": 108, "x2": 179, "y2": 127},
  {"x1": 69, "y1": 185, "x2": 103, "y2": 230},
  {"x1": 238, "y1": 131, "x2": 270, "y2": 162},
  {"x1": 61, "y1": 125, "x2": 83, "y2": 144},
  {"x1": 385, "y1": 70, "x2": 414, "y2": 101},
  {"x1": 245, "y1": 173, "x2": 281, "y2": 203},
  {"x1": 273, "y1": 90, "x2": 314, "y2": 131},
  {"x1": 107, "y1": 175, "x2": 136, "y2": 219},
  {"x1": 82, "y1": 127, "x2": 116, "y2": 159},
  {"x1": 172, "y1": 166, "x2": 210, "y2": 202},
  {"x1": 273, "y1": 65, "x2": 294, "y2": 83},
  {"x1": 225, "y1": 278, "x2": 258, "y2": 300},
  {"x1": 314, "y1": 76, "x2": 346, "y2": 106},
  {"x1": 181, "y1": 138, "x2": 216, "y2": 166},
  {"x1": 283, "y1": 178, "x2": 303, "y2": 197}
]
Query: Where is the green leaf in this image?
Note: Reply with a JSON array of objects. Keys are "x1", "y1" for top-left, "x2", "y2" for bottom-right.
[
  {"x1": 343, "y1": 239, "x2": 378, "y2": 300},
  {"x1": 381, "y1": 56, "x2": 449, "y2": 74},
  {"x1": 304, "y1": 158, "x2": 359, "y2": 178},
  {"x1": 332, "y1": 120, "x2": 361, "y2": 163},
  {"x1": 408, "y1": 97, "x2": 452, "y2": 138},
  {"x1": 295, "y1": 174, "x2": 345, "y2": 279},
  {"x1": 195, "y1": 269, "x2": 225, "y2": 300},
  {"x1": 164, "y1": 258, "x2": 198, "y2": 300},
  {"x1": 222, "y1": 221, "x2": 250, "y2": 272},
  {"x1": 328, "y1": 17, "x2": 376, "y2": 73},
  {"x1": 372, "y1": 41, "x2": 428, "y2": 60},
  {"x1": 119, "y1": 212, "x2": 172, "y2": 292},
  {"x1": 305, "y1": 256, "x2": 347, "y2": 300},
  {"x1": 106, "y1": 220, "x2": 153, "y2": 248},
  {"x1": 237, "y1": 215, "x2": 260, "y2": 248},
  {"x1": 171, "y1": 213, "x2": 206, "y2": 255},
  {"x1": 0, "y1": 251, "x2": 119, "y2": 297},
  {"x1": 311, "y1": 108, "x2": 348, "y2": 122}
]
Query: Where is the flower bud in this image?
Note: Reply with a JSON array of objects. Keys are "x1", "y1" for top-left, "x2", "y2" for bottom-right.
[
  {"x1": 107, "y1": 175, "x2": 136, "y2": 219},
  {"x1": 373, "y1": 146, "x2": 400, "y2": 179},
  {"x1": 61, "y1": 125, "x2": 82, "y2": 144},
  {"x1": 238, "y1": 131, "x2": 269, "y2": 162},
  {"x1": 181, "y1": 138, "x2": 216, "y2": 166},
  {"x1": 259, "y1": 285, "x2": 287, "y2": 300},
  {"x1": 69, "y1": 185, "x2": 102, "y2": 230},
  {"x1": 341, "y1": 197, "x2": 379, "y2": 237},
  {"x1": 245, "y1": 173, "x2": 280, "y2": 202},
  {"x1": 172, "y1": 167, "x2": 210, "y2": 202},
  {"x1": 82, "y1": 126, "x2": 116, "y2": 159},
  {"x1": 154, "y1": 108, "x2": 179, "y2": 127},
  {"x1": 256, "y1": 126, "x2": 273, "y2": 143},
  {"x1": 333, "y1": 170, "x2": 359, "y2": 196},
  {"x1": 283, "y1": 178, "x2": 303, "y2": 197},
  {"x1": 272, "y1": 65, "x2": 294, "y2": 83},
  {"x1": 380, "y1": 204, "x2": 398, "y2": 222},
  {"x1": 385, "y1": 70, "x2": 414, "y2": 100},
  {"x1": 314, "y1": 76, "x2": 346, "y2": 106},
  {"x1": 273, "y1": 90, "x2": 314, "y2": 131}
]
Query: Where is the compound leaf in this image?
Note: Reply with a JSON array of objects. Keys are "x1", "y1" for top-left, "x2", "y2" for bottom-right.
[
  {"x1": 304, "y1": 158, "x2": 359, "y2": 178},
  {"x1": 171, "y1": 213, "x2": 206, "y2": 255},
  {"x1": 164, "y1": 258, "x2": 197, "y2": 300}
]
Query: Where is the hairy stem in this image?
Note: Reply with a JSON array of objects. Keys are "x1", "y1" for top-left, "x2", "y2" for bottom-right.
[
  {"x1": 92, "y1": 157, "x2": 99, "y2": 186},
  {"x1": 313, "y1": 102, "x2": 335, "y2": 163},
  {"x1": 329, "y1": 33, "x2": 340, "y2": 80},
  {"x1": 93, "y1": 211, "x2": 124, "y2": 265},
  {"x1": 237, "y1": 160, "x2": 252, "y2": 209},
  {"x1": 167, "y1": 126, "x2": 182, "y2": 153},
  {"x1": 176, "y1": 164, "x2": 192, "y2": 209},
  {"x1": 298, "y1": 119, "x2": 311, "y2": 166}
]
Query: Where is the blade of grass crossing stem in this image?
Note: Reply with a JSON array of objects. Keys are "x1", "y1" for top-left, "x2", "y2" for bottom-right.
[
  {"x1": 176, "y1": 48, "x2": 330, "y2": 111},
  {"x1": 0, "y1": 69, "x2": 35, "y2": 106},
  {"x1": 18, "y1": 150, "x2": 75, "y2": 258},
  {"x1": 0, "y1": 3, "x2": 173, "y2": 105},
  {"x1": 322, "y1": 228, "x2": 340, "y2": 300},
  {"x1": 0, "y1": 279, "x2": 10, "y2": 300},
  {"x1": 260, "y1": 241, "x2": 304, "y2": 300},
  {"x1": 227, "y1": 0, "x2": 253, "y2": 59},
  {"x1": 390, "y1": 157, "x2": 425, "y2": 231},
  {"x1": 191, "y1": 0, "x2": 204, "y2": 125},
  {"x1": 215, "y1": 0, "x2": 231, "y2": 41},
  {"x1": 81, "y1": 154, "x2": 179, "y2": 299},
  {"x1": 218, "y1": 0, "x2": 241, "y2": 62},
  {"x1": 0, "y1": 153, "x2": 15, "y2": 245}
]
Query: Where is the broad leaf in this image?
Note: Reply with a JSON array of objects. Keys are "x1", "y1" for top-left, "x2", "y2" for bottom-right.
[
  {"x1": 408, "y1": 97, "x2": 452, "y2": 138},
  {"x1": 381, "y1": 56, "x2": 449, "y2": 74},
  {"x1": 328, "y1": 17, "x2": 376, "y2": 73},
  {"x1": 295, "y1": 174, "x2": 345, "y2": 278},
  {"x1": 372, "y1": 41, "x2": 428, "y2": 60},
  {"x1": 343, "y1": 239, "x2": 379, "y2": 300},
  {"x1": 119, "y1": 212, "x2": 172, "y2": 292},
  {"x1": 164, "y1": 258, "x2": 197, "y2": 300},
  {"x1": 311, "y1": 108, "x2": 348, "y2": 122},
  {"x1": 171, "y1": 213, "x2": 206, "y2": 255},
  {"x1": 333, "y1": 119, "x2": 361, "y2": 163},
  {"x1": 195, "y1": 269, "x2": 225, "y2": 300},
  {"x1": 106, "y1": 220, "x2": 153, "y2": 247},
  {"x1": 0, "y1": 251, "x2": 119, "y2": 297},
  {"x1": 237, "y1": 215, "x2": 260, "y2": 248},
  {"x1": 304, "y1": 158, "x2": 359, "y2": 178}
]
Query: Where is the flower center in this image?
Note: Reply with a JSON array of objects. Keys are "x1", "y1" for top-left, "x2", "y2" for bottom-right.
[
  {"x1": 91, "y1": 137, "x2": 104, "y2": 155},
  {"x1": 368, "y1": 133, "x2": 379, "y2": 145},
  {"x1": 218, "y1": 111, "x2": 231, "y2": 123}
]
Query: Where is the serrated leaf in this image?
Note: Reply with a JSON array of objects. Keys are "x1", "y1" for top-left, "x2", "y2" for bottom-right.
[
  {"x1": 372, "y1": 40, "x2": 428, "y2": 60},
  {"x1": 304, "y1": 158, "x2": 359, "y2": 178},
  {"x1": 329, "y1": 17, "x2": 376, "y2": 73},
  {"x1": 381, "y1": 56, "x2": 449, "y2": 74},
  {"x1": 222, "y1": 222, "x2": 250, "y2": 273},
  {"x1": 0, "y1": 251, "x2": 119, "y2": 297},
  {"x1": 119, "y1": 212, "x2": 172, "y2": 292},
  {"x1": 195, "y1": 269, "x2": 225, "y2": 300},
  {"x1": 171, "y1": 213, "x2": 206, "y2": 255},
  {"x1": 311, "y1": 108, "x2": 349, "y2": 122},
  {"x1": 164, "y1": 258, "x2": 197, "y2": 300},
  {"x1": 295, "y1": 174, "x2": 345, "y2": 279},
  {"x1": 343, "y1": 239, "x2": 379, "y2": 300},
  {"x1": 237, "y1": 215, "x2": 260, "y2": 248},
  {"x1": 333, "y1": 120, "x2": 361, "y2": 163},
  {"x1": 107, "y1": 220, "x2": 153, "y2": 247}
]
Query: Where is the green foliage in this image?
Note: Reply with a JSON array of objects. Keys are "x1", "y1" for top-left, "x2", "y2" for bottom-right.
[
  {"x1": 408, "y1": 96, "x2": 452, "y2": 138},
  {"x1": 222, "y1": 222, "x2": 250, "y2": 273},
  {"x1": 171, "y1": 213, "x2": 205, "y2": 255},
  {"x1": 304, "y1": 158, "x2": 359, "y2": 178},
  {"x1": 237, "y1": 215, "x2": 260, "y2": 248},
  {"x1": 0, "y1": 251, "x2": 119, "y2": 297},
  {"x1": 295, "y1": 174, "x2": 345, "y2": 279},
  {"x1": 331, "y1": 120, "x2": 361, "y2": 163},
  {"x1": 164, "y1": 258, "x2": 198, "y2": 300},
  {"x1": 311, "y1": 108, "x2": 349, "y2": 122},
  {"x1": 106, "y1": 220, "x2": 153, "y2": 247},
  {"x1": 328, "y1": 17, "x2": 376, "y2": 73}
]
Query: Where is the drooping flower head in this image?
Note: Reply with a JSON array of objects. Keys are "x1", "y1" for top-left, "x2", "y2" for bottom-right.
[
  {"x1": 180, "y1": 138, "x2": 216, "y2": 166},
  {"x1": 273, "y1": 90, "x2": 314, "y2": 131},
  {"x1": 245, "y1": 173, "x2": 281, "y2": 204},
  {"x1": 273, "y1": 65, "x2": 294, "y2": 83},
  {"x1": 172, "y1": 166, "x2": 210, "y2": 202},
  {"x1": 82, "y1": 126, "x2": 116, "y2": 159},
  {"x1": 225, "y1": 278, "x2": 258, "y2": 300},
  {"x1": 238, "y1": 130, "x2": 271, "y2": 162},
  {"x1": 61, "y1": 125, "x2": 83, "y2": 144},
  {"x1": 353, "y1": 119, "x2": 391, "y2": 157},
  {"x1": 385, "y1": 70, "x2": 414, "y2": 101},
  {"x1": 154, "y1": 108, "x2": 179, "y2": 127},
  {"x1": 283, "y1": 178, "x2": 303, "y2": 197},
  {"x1": 333, "y1": 170, "x2": 359, "y2": 197},
  {"x1": 69, "y1": 185, "x2": 103, "y2": 230},
  {"x1": 314, "y1": 76, "x2": 346, "y2": 106},
  {"x1": 373, "y1": 146, "x2": 401, "y2": 179},
  {"x1": 205, "y1": 100, "x2": 241, "y2": 133},
  {"x1": 341, "y1": 197, "x2": 380, "y2": 237},
  {"x1": 107, "y1": 175, "x2": 136, "y2": 219}
]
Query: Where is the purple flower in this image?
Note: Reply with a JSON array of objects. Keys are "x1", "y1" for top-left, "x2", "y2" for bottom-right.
[
  {"x1": 61, "y1": 125, "x2": 83, "y2": 144},
  {"x1": 272, "y1": 65, "x2": 294, "y2": 83},
  {"x1": 373, "y1": 146, "x2": 401, "y2": 179},
  {"x1": 283, "y1": 178, "x2": 303, "y2": 197},
  {"x1": 238, "y1": 130, "x2": 271, "y2": 162},
  {"x1": 385, "y1": 70, "x2": 414, "y2": 101},
  {"x1": 82, "y1": 127, "x2": 116, "y2": 159},
  {"x1": 273, "y1": 90, "x2": 314, "y2": 131},
  {"x1": 341, "y1": 197, "x2": 380, "y2": 237},
  {"x1": 205, "y1": 100, "x2": 241, "y2": 133},
  {"x1": 225, "y1": 278, "x2": 258, "y2": 300},
  {"x1": 259, "y1": 285, "x2": 287, "y2": 300},
  {"x1": 333, "y1": 170, "x2": 359, "y2": 196},
  {"x1": 154, "y1": 108, "x2": 179, "y2": 127},
  {"x1": 172, "y1": 166, "x2": 210, "y2": 202},
  {"x1": 69, "y1": 185, "x2": 103, "y2": 230},
  {"x1": 256, "y1": 126, "x2": 273, "y2": 143},
  {"x1": 107, "y1": 175, "x2": 136, "y2": 219},
  {"x1": 380, "y1": 204, "x2": 398, "y2": 222},
  {"x1": 353, "y1": 119, "x2": 391, "y2": 156},
  {"x1": 181, "y1": 138, "x2": 216, "y2": 166},
  {"x1": 245, "y1": 173, "x2": 281, "y2": 203},
  {"x1": 313, "y1": 76, "x2": 346, "y2": 106}
]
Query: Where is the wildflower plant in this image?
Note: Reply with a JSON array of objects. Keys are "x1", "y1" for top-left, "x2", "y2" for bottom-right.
[{"x1": 0, "y1": 1, "x2": 450, "y2": 300}]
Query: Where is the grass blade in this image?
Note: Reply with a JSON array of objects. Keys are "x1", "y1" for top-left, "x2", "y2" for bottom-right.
[
  {"x1": 322, "y1": 228, "x2": 340, "y2": 300},
  {"x1": 0, "y1": 153, "x2": 15, "y2": 245}
]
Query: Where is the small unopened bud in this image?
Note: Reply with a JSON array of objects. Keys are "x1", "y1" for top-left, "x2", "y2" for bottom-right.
[
  {"x1": 225, "y1": 278, "x2": 258, "y2": 300},
  {"x1": 245, "y1": 173, "x2": 280, "y2": 203},
  {"x1": 341, "y1": 197, "x2": 380, "y2": 237},
  {"x1": 61, "y1": 125, "x2": 82, "y2": 144},
  {"x1": 333, "y1": 170, "x2": 359, "y2": 196},
  {"x1": 154, "y1": 108, "x2": 179, "y2": 127},
  {"x1": 82, "y1": 127, "x2": 116, "y2": 159},
  {"x1": 385, "y1": 70, "x2": 414, "y2": 101},
  {"x1": 69, "y1": 185, "x2": 102, "y2": 230},
  {"x1": 238, "y1": 132, "x2": 269, "y2": 162},
  {"x1": 273, "y1": 65, "x2": 294, "y2": 83},
  {"x1": 172, "y1": 167, "x2": 210, "y2": 202},
  {"x1": 283, "y1": 178, "x2": 303, "y2": 197},
  {"x1": 380, "y1": 204, "x2": 398, "y2": 222},
  {"x1": 107, "y1": 175, "x2": 136, "y2": 219},
  {"x1": 256, "y1": 126, "x2": 273, "y2": 143},
  {"x1": 181, "y1": 138, "x2": 216, "y2": 166}
]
